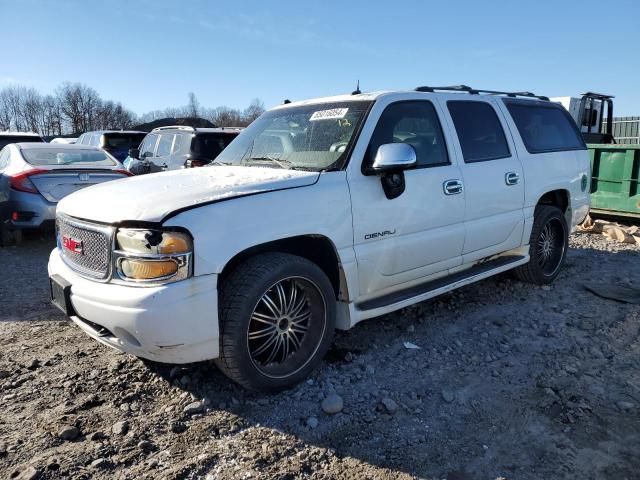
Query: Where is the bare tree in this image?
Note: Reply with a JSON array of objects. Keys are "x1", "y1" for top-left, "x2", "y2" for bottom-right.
[
  {"x1": 242, "y1": 98, "x2": 265, "y2": 125},
  {"x1": 187, "y1": 92, "x2": 199, "y2": 118}
]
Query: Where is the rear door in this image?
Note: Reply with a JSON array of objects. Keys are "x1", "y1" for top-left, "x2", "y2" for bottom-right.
[{"x1": 440, "y1": 98, "x2": 525, "y2": 263}]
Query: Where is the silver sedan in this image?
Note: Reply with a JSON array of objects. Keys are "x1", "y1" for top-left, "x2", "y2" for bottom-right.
[{"x1": 0, "y1": 143, "x2": 131, "y2": 246}]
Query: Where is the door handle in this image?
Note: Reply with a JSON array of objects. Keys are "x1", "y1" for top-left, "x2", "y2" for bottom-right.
[
  {"x1": 443, "y1": 179, "x2": 464, "y2": 195},
  {"x1": 505, "y1": 172, "x2": 520, "y2": 185}
]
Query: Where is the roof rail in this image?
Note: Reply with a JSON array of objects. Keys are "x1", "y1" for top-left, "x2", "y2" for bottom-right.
[
  {"x1": 151, "y1": 125, "x2": 196, "y2": 132},
  {"x1": 414, "y1": 85, "x2": 549, "y2": 101}
]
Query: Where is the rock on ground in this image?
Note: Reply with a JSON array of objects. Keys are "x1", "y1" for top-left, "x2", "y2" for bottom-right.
[{"x1": 0, "y1": 231, "x2": 639, "y2": 479}]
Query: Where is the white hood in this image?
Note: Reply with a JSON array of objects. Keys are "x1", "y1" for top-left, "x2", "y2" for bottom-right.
[{"x1": 57, "y1": 166, "x2": 319, "y2": 223}]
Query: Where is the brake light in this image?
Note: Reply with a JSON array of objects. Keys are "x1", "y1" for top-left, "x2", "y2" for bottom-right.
[
  {"x1": 9, "y1": 169, "x2": 47, "y2": 193},
  {"x1": 114, "y1": 169, "x2": 133, "y2": 177},
  {"x1": 186, "y1": 159, "x2": 207, "y2": 168}
]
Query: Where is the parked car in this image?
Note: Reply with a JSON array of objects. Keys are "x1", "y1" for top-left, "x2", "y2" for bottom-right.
[
  {"x1": 77, "y1": 130, "x2": 146, "y2": 162},
  {"x1": 0, "y1": 131, "x2": 44, "y2": 149},
  {"x1": 50, "y1": 137, "x2": 78, "y2": 144},
  {"x1": 48, "y1": 86, "x2": 590, "y2": 391},
  {"x1": 124, "y1": 126, "x2": 241, "y2": 174},
  {"x1": 0, "y1": 143, "x2": 130, "y2": 245}
]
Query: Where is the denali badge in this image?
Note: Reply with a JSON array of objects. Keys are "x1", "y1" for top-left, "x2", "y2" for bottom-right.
[
  {"x1": 364, "y1": 229, "x2": 396, "y2": 240},
  {"x1": 62, "y1": 236, "x2": 83, "y2": 254}
]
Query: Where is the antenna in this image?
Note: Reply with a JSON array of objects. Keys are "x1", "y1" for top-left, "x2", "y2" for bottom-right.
[{"x1": 352, "y1": 80, "x2": 361, "y2": 95}]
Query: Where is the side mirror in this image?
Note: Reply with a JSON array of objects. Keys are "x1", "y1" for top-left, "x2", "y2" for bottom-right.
[
  {"x1": 128, "y1": 148, "x2": 140, "y2": 159},
  {"x1": 371, "y1": 143, "x2": 416, "y2": 200},
  {"x1": 372, "y1": 143, "x2": 417, "y2": 172}
]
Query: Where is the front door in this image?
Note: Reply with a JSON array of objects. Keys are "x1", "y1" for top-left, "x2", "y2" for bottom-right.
[{"x1": 348, "y1": 99, "x2": 466, "y2": 299}]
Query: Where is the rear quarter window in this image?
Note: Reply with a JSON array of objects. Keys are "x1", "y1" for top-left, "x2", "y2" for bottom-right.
[{"x1": 504, "y1": 100, "x2": 586, "y2": 153}]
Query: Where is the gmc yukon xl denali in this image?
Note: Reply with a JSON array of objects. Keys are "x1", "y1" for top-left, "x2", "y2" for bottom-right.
[{"x1": 48, "y1": 86, "x2": 590, "y2": 391}]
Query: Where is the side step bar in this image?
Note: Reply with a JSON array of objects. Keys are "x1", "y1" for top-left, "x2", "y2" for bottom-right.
[{"x1": 356, "y1": 255, "x2": 526, "y2": 313}]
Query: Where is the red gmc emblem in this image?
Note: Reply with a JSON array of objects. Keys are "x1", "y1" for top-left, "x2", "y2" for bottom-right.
[{"x1": 62, "y1": 236, "x2": 83, "y2": 254}]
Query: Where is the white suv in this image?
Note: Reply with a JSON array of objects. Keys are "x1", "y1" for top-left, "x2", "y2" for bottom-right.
[{"x1": 48, "y1": 86, "x2": 590, "y2": 391}]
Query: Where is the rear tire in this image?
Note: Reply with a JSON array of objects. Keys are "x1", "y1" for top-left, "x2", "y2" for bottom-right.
[
  {"x1": 514, "y1": 205, "x2": 568, "y2": 285},
  {"x1": 0, "y1": 223, "x2": 21, "y2": 247},
  {"x1": 215, "y1": 253, "x2": 336, "y2": 392}
]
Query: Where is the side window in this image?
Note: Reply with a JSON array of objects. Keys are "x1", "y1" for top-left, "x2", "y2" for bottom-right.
[
  {"x1": 140, "y1": 134, "x2": 159, "y2": 157},
  {"x1": 156, "y1": 134, "x2": 174, "y2": 157},
  {"x1": 447, "y1": 101, "x2": 510, "y2": 162},
  {"x1": 171, "y1": 134, "x2": 184, "y2": 154},
  {"x1": 0, "y1": 147, "x2": 10, "y2": 170},
  {"x1": 504, "y1": 101, "x2": 585, "y2": 153},
  {"x1": 90, "y1": 134, "x2": 101, "y2": 146},
  {"x1": 367, "y1": 101, "x2": 449, "y2": 167}
]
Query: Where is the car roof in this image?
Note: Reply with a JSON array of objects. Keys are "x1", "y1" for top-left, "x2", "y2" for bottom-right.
[
  {"x1": 149, "y1": 126, "x2": 243, "y2": 134},
  {"x1": 80, "y1": 130, "x2": 146, "y2": 135},
  {"x1": 0, "y1": 131, "x2": 42, "y2": 137},
  {"x1": 273, "y1": 88, "x2": 550, "y2": 110}
]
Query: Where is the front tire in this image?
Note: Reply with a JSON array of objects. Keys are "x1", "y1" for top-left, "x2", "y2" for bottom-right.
[
  {"x1": 215, "y1": 253, "x2": 336, "y2": 392},
  {"x1": 514, "y1": 205, "x2": 568, "y2": 285}
]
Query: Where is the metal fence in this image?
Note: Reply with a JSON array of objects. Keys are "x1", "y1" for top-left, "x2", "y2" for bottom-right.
[{"x1": 602, "y1": 117, "x2": 640, "y2": 144}]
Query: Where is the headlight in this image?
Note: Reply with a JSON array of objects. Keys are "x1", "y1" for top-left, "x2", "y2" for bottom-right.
[{"x1": 114, "y1": 229, "x2": 192, "y2": 284}]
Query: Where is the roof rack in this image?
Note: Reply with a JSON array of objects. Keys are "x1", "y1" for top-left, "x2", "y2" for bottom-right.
[
  {"x1": 414, "y1": 85, "x2": 549, "y2": 101},
  {"x1": 151, "y1": 125, "x2": 196, "y2": 132}
]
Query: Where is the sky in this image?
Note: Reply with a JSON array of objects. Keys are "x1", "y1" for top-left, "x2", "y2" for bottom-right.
[{"x1": 2, "y1": 0, "x2": 640, "y2": 116}]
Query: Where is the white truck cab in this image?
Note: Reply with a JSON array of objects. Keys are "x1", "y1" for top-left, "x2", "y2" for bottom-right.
[{"x1": 48, "y1": 86, "x2": 590, "y2": 391}]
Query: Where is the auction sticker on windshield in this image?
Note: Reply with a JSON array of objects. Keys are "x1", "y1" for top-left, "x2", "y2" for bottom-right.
[{"x1": 309, "y1": 108, "x2": 349, "y2": 121}]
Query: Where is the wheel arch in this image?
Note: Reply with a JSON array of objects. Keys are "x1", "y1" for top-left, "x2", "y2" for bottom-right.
[
  {"x1": 536, "y1": 188, "x2": 571, "y2": 225},
  {"x1": 217, "y1": 235, "x2": 348, "y2": 301}
]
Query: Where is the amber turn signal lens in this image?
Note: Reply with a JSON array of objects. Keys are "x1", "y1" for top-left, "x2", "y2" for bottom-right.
[
  {"x1": 120, "y1": 259, "x2": 178, "y2": 280},
  {"x1": 158, "y1": 234, "x2": 191, "y2": 254}
]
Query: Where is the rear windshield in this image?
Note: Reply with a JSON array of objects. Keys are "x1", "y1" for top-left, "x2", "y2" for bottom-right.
[
  {"x1": 0, "y1": 136, "x2": 44, "y2": 150},
  {"x1": 191, "y1": 133, "x2": 238, "y2": 159},
  {"x1": 21, "y1": 148, "x2": 117, "y2": 166},
  {"x1": 103, "y1": 133, "x2": 146, "y2": 149},
  {"x1": 504, "y1": 100, "x2": 585, "y2": 153}
]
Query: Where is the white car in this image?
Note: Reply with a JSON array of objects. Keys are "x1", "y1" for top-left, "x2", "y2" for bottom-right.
[{"x1": 48, "y1": 86, "x2": 590, "y2": 391}]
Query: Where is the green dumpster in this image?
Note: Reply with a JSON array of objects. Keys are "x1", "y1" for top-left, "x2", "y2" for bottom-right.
[{"x1": 588, "y1": 144, "x2": 640, "y2": 219}]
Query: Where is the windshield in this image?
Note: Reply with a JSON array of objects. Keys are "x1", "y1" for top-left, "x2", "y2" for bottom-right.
[
  {"x1": 0, "y1": 136, "x2": 44, "y2": 149},
  {"x1": 215, "y1": 101, "x2": 372, "y2": 171},
  {"x1": 22, "y1": 148, "x2": 117, "y2": 166},
  {"x1": 103, "y1": 133, "x2": 146, "y2": 149}
]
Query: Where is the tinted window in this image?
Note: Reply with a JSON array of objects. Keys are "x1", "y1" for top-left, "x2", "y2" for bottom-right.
[
  {"x1": 0, "y1": 136, "x2": 44, "y2": 149},
  {"x1": 192, "y1": 133, "x2": 236, "y2": 159},
  {"x1": 367, "y1": 101, "x2": 448, "y2": 167},
  {"x1": 447, "y1": 101, "x2": 510, "y2": 162},
  {"x1": 156, "y1": 134, "x2": 174, "y2": 157},
  {"x1": 21, "y1": 148, "x2": 117, "y2": 166},
  {"x1": 139, "y1": 134, "x2": 159, "y2": 157},
  {"x1": 104, "y1": 133, "x2": 145, "y2": 149},
  {"x1": 505, "y1": 101, "x2": 585, "y2": 153}
]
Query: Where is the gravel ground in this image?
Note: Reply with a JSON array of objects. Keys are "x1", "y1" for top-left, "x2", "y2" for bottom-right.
[{"x1": 0, "y1": 230, "x2": 639, "y2": 480}]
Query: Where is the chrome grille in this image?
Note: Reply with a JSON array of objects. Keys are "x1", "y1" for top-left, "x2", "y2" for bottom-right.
[{"x1": 57, "y1": 215, "x2": 113, "y2": 280}]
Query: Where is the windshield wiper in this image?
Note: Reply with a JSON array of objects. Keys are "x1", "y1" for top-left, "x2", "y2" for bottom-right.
[{"x1": 245, "y1": 156, "x2": 292, "y2": 169}]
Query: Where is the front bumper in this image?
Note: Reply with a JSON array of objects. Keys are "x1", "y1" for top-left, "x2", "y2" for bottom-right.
[{"x1": 48, "y1": 248, "x2": 219, "y2": 364}]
